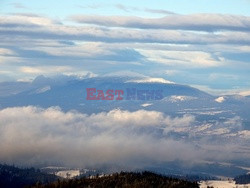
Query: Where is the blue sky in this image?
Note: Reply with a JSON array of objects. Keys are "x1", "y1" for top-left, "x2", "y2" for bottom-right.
[
  {"x1": 1, "y1": 0, "x2": 250, "y2": 17},
  {"x1": 0, "y1": 0, "x2": 250, "y2": 95}
]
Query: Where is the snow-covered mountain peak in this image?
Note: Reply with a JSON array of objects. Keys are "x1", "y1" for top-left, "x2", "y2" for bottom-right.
[{"x1": 126, "y1": 77, "x2": 174, "y2": 84}]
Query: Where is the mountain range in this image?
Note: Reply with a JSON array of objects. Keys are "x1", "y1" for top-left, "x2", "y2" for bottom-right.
[{"x1": 0, "y1": 73, "x2": 249, "y2": 177}]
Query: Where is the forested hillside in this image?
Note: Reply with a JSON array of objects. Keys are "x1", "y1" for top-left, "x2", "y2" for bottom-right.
[
  {"x1": 234, "y1": 174, "x2": 250, "y2": 184},
  {"x1": 0, "y1": 164, "x2": 58, "y2": 188},
  {"x1": 30, "y1": 171, "x2": 199, "y2": 188}
]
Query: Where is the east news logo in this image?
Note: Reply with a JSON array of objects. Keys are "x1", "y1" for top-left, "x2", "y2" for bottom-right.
[{"x1": 86, "y1": 88, "x2": 163, "y2": 100}]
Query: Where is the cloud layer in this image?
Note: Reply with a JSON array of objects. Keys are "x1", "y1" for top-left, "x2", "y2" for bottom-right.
[
  {"x1": 1, "y1": 14, "x2": 250, "y2": 44},
  {"x1": 0, "y1": 106, "x2": 248, "y2": 168},
  {"x1": 0, "y1": 13, "x2": 250, "y2": 92},
  {"x1": 70, "y1": 14, "x2": 250, "y2": 32}
]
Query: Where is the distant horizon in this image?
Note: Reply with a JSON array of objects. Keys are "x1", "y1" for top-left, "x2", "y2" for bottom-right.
[{"x1": 1, "y1": 73, "x2": 250, "y2": 96}]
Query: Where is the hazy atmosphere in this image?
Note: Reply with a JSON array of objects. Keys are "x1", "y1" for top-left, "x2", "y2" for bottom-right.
[{"x1": 0, "y1": 1, "x2": 250, "y2": 187}]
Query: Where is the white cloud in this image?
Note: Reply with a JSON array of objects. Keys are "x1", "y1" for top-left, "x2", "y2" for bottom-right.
[
  {"x1": 20, "y1": 66, "x2": 73, "y2": 74},
  {"x1": 0, "y1": 48, "x2": 16, "y2": 56},
  {"x1": 238, "y1": 130, "x2": 250, "y2": 139},
  {"x1": 138, "y1": 49, "x2": 222, "y2": 67},
  {"x1": 70, "y1": 14, "x2": 250, "y2": 32},
  {"x1": 0, "y1": 48, "x2": 19, "y2": 64},
  {"x1": 1, "y1": 14, "x2": 250, "y2": 45},
  {"x1": 0, "y1": 106, "x2": 248, "y2": 168},
  {"x1": 0, "y1": 14, "x2": 59, "y2": 27},
  {"x1": 0, "y1": 106, "x2": 196, "y2": 167},
  {"x1": 27, "y1": 42, "x2": 114, "y2": 58}
]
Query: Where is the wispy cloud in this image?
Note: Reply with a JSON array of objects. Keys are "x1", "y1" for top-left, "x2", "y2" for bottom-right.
[
  {"x1": 144, "y1": 8, "x2": 176, "y2": 15},
  {"x1": 70, "y1": 14, "x2": 250, "y2": 32},
  {"x1": 10, "y1": 3, "x2": 28, "y2": 10},
  {"x1": 76, "y1": 4, "x2": 105, "y2": 10},
  {"x1": 1, "y1": 14, "x2": 250, "y2": 45},
  {"x1": 115, "y1": 4, "x2": 139, "y2": 12}
]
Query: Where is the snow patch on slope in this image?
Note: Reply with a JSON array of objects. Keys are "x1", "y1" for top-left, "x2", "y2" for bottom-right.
[
  {"x1": 200, "y1": 180, "x2": 250, "y2": 188},
  {"x1": 127, "y1": 77, "x2": 174, "y2": 84},
  {"x1": 103, "y1": 71, "x2": 146, "y2": 78},
  {"x1": 215, "y1": 96, "x2": 225, "y2": 103},
  {"x1": 164, "y1": 95, "x2": 197, "y2": 102},
  {"x1": 55, "y1": 170, "x2": 80, "y2": 179},
  {"x1": 141, "y1": 103, "x2": 153, "y2": 107},
  {"x1": 35, "y1": 85, "x2": 51, "y2": 94}
]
